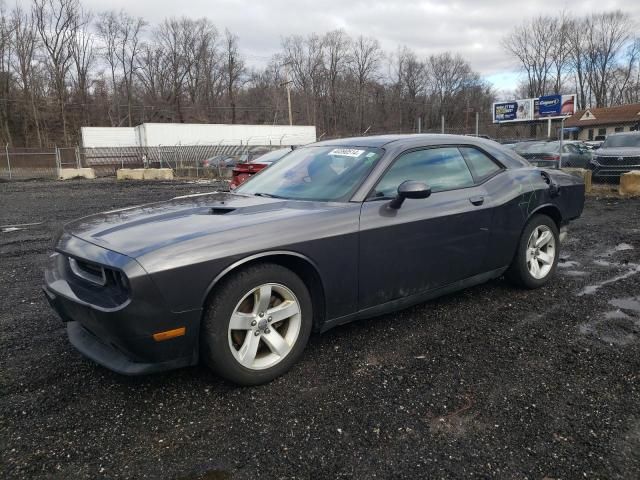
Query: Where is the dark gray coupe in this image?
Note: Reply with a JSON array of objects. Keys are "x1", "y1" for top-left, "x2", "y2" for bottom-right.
[{"x1": 44, "y1": 135, "x2": 585, "y2": 385}]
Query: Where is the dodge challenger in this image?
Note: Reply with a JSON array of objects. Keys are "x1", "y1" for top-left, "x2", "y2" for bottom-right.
[{"x1": 44, "y1": 135, "x2": 585, "y2": 385}]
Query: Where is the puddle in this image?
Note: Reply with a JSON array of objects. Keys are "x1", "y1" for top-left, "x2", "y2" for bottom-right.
[
  {"x1": 609, "y1": 297, "x2": 640, "y2": 313},
  {"x1": 578, "y1": 264, "x2": 640, "y2": 296},
  {"x1": 579, "y1": 312, "x2": 640, "y2": 346},
  {"x1": 579, "y1": 297, "x2": 640, "y2": 346},
  {"x1": 0, "y1": 221, "x2": 43, "y2": 232},
  {"x1": 562, "y1": 270, "x2": 588, "y2": 277},
  {"x1": 558, "y1": 260, "x2": 580, "y2": 268},
  {"x1": 604, "y1": 310, "x2": 631, "y2": 320},
  {"x1": 599, "y1": 243, "x2": 634, "y2": 257},
  {"x1": 593, "y1": 259, "x2": 613, "y2": 267}
]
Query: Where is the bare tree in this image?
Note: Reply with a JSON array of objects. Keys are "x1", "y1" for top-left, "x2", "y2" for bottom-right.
[
  {"x1": 350, "y1": 35, "x2": 381, "y2": 132},
  {"x1": 222, "y1": 29, "x2": 244, "y2": 124},
  {"x1": 70, "y1": 6, "x2": 94, "y2": 126},
  {"x1": 585, "y1": 11, "x2": 635, "y2": 107},
  {"x1": 154, "y1": 17, "x2": 205, "y2": 122},
  {"x1": 323, "y1": 29, "x2": 349, "y2": 133},
  {"x1": 566, "y1": 18, "x2": 589, "y2": 109},
  {"x1": 282, "y1": 34, "x2": 325, "y2": 125},
  {"x1": 184, "y1": 19, "x2": 219, "y2": 120},
  {"x1": 96, "y1": 11, "x2": 121, "y2": 125},
  {"x1": 33, "y1": 0, "x2": 79, "y2": 144},
  {"x1": 395, "y1": 46, "x2": 425, "y2": 131},
  {"x1": 0, "y1": 5, "x2": 13, "y2": 144},
  {"x1": 11, "y1": 6, "x2": 42, "y2": 145},
  {"x1": 115, "y1": 12, "x2": 146, "y2": 126},
  {"x1": 502, "y1": 15, "x2": 566, "y2": 97}
]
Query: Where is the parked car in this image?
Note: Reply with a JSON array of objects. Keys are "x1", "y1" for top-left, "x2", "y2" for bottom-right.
[
  {"x1": 589, "y1": 131, "x2": 640, "y2": 179},
  {"x1": 512, "y1": 140, "x2": 592, "y2": 168},
  {"x1": 200, "y1": 155, "x2": 236, "y2": 169},
  {"x1": 584, "y1": 140, "x2": 604, "y2": 150},
  {"x1": 44, "y1": 134, "x2": 585, "y2": 385},
  {"x1": 230, "y1": 148, "x2": 292, "y2": 189}
]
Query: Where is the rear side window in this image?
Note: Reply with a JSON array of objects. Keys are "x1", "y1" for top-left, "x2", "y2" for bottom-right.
[
  {"x1": 374, "y1": 147, "x2": 474, "y2": 197},
  {"x1": 459, "y1": 147, "x2": 502, "y2": 181}
]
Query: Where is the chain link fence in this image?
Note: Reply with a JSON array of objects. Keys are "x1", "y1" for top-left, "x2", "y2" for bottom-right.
[
  {"x1": 0, "y1": 143, "x2": 285, "y2": 181},
  {"x1": 1, "y1": 123, "x2": 637, "y2": 189}
]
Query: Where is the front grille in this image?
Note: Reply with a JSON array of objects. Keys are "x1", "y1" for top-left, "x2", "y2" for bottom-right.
[
  {"x1": 62, "y1": 255, "x2": 131, "y2": 308},
  {"x1": 594, "y1": 155, "x2": 640, "y2": 167},
  {"x1": 69, "y1": 258, "x2": 106, "y2": 286}
]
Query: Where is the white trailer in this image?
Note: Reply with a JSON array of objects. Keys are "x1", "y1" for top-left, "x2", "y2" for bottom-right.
[
  {"x1": 81, "y1": 127, "x2": 138, "y2": 148},
  {"x1": 82, "y1": 123, "x2": 316, "y2": 148},
  {"x1": 137, "y1": 123, "x2": 316, "y2": 146}
]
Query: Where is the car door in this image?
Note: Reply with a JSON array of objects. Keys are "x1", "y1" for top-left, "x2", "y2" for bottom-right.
[{"x1": 357, "y1": 146, "x2": 494, "y2": 310}]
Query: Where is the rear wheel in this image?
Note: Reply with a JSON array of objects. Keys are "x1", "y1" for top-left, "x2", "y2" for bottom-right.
[
  {"x1": 201, "y1": 263, "x2": 312, "y2": 385},
  {"x1": 507, "y1": 214, "x2": 559, "y2": 289}
]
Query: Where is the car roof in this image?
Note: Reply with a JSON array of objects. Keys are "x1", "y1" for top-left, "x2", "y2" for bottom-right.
[
  {"x1": 310, "y1": 133, "x2": 529, "y2": 168},
  {"x1": 606, "y1": 131, "x2": 640, "y2": 137},
  {"x1": 313, "y1": 133, "x2": 499, "y2": 149}
]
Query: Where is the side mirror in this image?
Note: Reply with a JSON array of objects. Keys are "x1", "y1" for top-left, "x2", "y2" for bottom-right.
[{"x1": 389, "y1": 180, "x2": 431, "y2": 209}]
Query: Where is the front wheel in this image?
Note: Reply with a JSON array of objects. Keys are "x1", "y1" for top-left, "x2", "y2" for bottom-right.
[
  {"x1": 506, "y1": 214, "x2": 559, "y2": 289},
  {"x1": 201, "y1": 263, "x2": 313, "y2": 385}
]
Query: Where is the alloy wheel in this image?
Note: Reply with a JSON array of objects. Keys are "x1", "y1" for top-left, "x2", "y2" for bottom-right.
[
  {"x1": 228, "y1": 283, "x2": 302, "y2": 370},
  {"x1": 526, "y1": 225, "x2": 556, "y2": 279}
]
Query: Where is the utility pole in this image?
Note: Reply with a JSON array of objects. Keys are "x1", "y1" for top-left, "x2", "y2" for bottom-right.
[
  {"x1": 559, "y1": 117, "x2": 565, "y2": 169},
  {"x1": 281, "y1": 63, "x2": 293, "y2": 126}
]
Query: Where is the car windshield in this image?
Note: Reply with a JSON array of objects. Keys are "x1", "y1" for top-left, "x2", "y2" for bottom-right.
[
  {"x1": 236, "y1": 145, "x2": 384, "y2": 201},
  {"x1": 252, "y1": 148, "x2": 291, "y2": 164},
  {"x1": 602, "y1": 135, "x2": 640, "y2": 148}
]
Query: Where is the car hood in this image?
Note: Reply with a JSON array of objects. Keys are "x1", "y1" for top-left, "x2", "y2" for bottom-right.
[
  {"x1": 63, "y1": 192, "x2": 349, "y2": 258},
  {"x1": 594, "y1": 147, "x2": 640, "y2": 157}
]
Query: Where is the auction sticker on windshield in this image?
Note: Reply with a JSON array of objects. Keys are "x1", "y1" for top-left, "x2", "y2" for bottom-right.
[{"x1": 328, "y1": 148, "x2": 365, "y2": 157}]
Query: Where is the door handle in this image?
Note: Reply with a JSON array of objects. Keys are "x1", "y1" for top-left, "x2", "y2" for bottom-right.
[{"x1": 469, "y1": 196, "x2": 484, "y2": 206}]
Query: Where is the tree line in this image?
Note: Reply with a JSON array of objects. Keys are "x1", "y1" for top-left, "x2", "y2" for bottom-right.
[
  {"x1": 0, "y1": 0, "x2": 493, "y2": 147},
  {"x1": 0, "y1": 1, "x2": 637, "y2": 147},
  {"x1": 503, "y1": 10, "x2": 640, "y2": 109}
]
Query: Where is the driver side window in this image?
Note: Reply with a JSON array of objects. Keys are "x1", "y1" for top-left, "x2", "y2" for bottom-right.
[{"x1": 374, "y1": 147, "x2": 474, "y2": 197}]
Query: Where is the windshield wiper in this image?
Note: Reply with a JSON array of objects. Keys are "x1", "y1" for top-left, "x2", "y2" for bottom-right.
[{"x1": 254, "y1": 192, "x2": 288, "y2": 199}]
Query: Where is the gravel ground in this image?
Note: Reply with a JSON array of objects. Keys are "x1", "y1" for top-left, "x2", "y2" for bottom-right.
[{"x1": 1, "y1": 179, "x2": 639, "y2": 480}]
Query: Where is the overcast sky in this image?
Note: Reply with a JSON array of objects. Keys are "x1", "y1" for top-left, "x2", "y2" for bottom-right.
[{"x1": 81, "y1": 0, "x2": 640, "y2": 93}]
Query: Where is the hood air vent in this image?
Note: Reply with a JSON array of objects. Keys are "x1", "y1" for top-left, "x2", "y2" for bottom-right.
[{"x1": 209, "y1": 207, "x2": 235, "y2": 215}]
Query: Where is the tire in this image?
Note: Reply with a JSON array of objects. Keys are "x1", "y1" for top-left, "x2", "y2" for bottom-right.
[
  {"x1": 201, "y1": 263, "x2": 313, "y2": 385},
  {"x1": 506, "y1": 214, "x2": 560, "y2": 289}
]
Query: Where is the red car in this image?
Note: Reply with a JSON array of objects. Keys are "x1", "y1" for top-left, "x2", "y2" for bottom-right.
[{"x1": 230, "y1": 148, "x2": 292, "y2": 189}]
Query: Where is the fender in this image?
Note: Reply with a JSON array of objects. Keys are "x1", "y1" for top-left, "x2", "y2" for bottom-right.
[
  {"x1": 527, "y1": 202, "x2": 562, "y2": 227},
  {"x1": 200, "y1": 250, "x2": 326, "y2": 307}
]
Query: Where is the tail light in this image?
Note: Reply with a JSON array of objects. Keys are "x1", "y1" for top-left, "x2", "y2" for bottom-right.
[{"x1": 541, "y1": 155, "x2": 560, "y2": 161}]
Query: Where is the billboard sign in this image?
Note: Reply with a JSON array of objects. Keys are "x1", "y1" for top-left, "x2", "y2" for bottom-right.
[
  {"x1": 493, "y1": 98, "x2": 533, "y2": 123},
  {"x1": 493, "y1": 94, "x2": 576, "y2": 123},
  {"x1": 534, "y1": 94, "x2": 576, "y2": 119}
]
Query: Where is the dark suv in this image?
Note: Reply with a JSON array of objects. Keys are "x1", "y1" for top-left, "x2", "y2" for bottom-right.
[{"x1": 590, "y1": 132, "x2": 640, "y2": 179}]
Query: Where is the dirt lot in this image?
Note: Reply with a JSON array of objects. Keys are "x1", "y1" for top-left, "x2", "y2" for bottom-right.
[{"x1": 1, "y1": 179, "x2": 640, "y2": 479}]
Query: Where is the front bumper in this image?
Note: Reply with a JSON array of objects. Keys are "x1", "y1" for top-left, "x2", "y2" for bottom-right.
[
  {"x1": 589, "y1": 161, "x2": 640, "y2": 178},
  {"x1": 44, "y1": 236, "x2": 201, "y2": 375}
]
